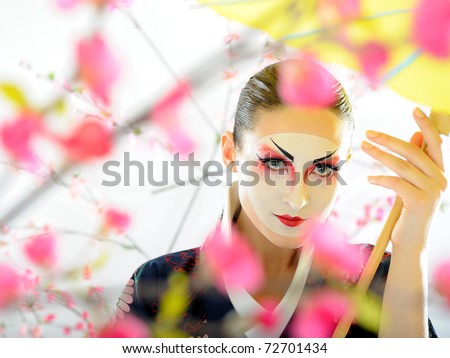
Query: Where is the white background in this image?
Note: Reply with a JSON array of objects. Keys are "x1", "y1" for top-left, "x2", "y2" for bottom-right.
[{"x1": 0, "y1": 0, "x2": 449, "y2": 337}]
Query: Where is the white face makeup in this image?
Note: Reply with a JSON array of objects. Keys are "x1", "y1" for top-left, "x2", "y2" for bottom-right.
[{"x1": 236, "y1": 132, "x2": 348, "y2": 249}]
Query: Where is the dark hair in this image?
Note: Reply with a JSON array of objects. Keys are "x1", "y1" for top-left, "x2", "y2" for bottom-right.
[{"x1": 233, "y1": 60, "x2": 354, "y2": 150}]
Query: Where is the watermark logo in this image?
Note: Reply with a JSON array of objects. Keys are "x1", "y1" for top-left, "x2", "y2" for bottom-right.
[{"x1": 101, "y1": 152, "x2": 348, "y2": 187}]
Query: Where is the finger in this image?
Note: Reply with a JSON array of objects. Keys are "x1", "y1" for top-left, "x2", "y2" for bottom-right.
[
  {"x1": 365, "y1": 130, "x2": 446, "y2": 190},
  {"x1": 367, "y1": 175, "x2": 420, "y2": 204},
  {"x1": 361, "y1": 140, "x2": 440, "y2": 191},
  {"x1": 413, "y1": 107, "x2": 445, "y2": 171},
  {"x1": 410, "y1": 131, "x2": 423, "y2": 148},
  {"x1": 367, "y1": 174, "x2": 442, "y2": 210}
]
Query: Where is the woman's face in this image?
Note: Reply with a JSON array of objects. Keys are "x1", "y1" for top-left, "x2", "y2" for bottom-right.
[{"x1": 234, "y1": 106, "x2": 352, "y2": 249}]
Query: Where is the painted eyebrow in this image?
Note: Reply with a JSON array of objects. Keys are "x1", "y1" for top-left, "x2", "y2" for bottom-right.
[
  {"x1": 312, "y1": 149, "x2": 338, "y2": 164},
  {"x1": 270, "y1": 138, "x2": 294, "y2": 161}
]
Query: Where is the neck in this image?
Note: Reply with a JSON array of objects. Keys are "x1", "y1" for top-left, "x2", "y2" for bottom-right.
[{"x1": 235, "y1": 205, "x2": 300, "y2": 276}]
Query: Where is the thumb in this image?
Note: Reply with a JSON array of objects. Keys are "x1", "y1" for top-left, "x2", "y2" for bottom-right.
[{"x1": 410, "y1": 131, "x2": 424, "y2": 148}]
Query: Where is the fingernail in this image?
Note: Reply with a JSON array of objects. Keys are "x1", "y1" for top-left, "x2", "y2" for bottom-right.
[
  {"x1": 367, "y1": 176, "x2": 376, "y2": 183},
  {"x1": 414, "y1": 107, "x2": 426, "y2": 119},
  {"x1": 361, "y1": 140, "x2": 374, "y2": 150},
  {"x1": 366, "y1": 130, "x2": 380, "y2": 138}
]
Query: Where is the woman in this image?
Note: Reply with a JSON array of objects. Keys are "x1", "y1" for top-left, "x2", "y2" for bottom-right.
[{"x1": 114, "y1": 59, "x2": 445, "y2": 338}]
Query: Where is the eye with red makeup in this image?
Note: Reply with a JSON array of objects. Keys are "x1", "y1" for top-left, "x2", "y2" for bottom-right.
[
  {"x1": 307, "y1": 157, "x2": 344, "y2": 179},
  {"x1": 255, "y1": 146, "x2": 294, "y2": 174}
]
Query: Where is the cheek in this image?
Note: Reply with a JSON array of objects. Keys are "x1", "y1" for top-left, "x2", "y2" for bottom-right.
[{"x1": 308, "y1": 180, "x2": 340, "y2": 211}]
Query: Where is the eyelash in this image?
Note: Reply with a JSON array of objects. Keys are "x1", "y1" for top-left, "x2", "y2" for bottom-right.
[
  {"x1": 256, "y1": 155, "x2": 343, "y2": 176},
  {"x1": 256, "y1": 155, "x2": 288, "y2": 172},
  {"x1": 311, "y1": 162, "x2": 342, "y2": 177}
]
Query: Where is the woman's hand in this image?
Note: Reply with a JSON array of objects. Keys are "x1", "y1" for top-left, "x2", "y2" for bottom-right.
[{"x1": 360, "y1": 107, "x2": 447, "y2": 253}]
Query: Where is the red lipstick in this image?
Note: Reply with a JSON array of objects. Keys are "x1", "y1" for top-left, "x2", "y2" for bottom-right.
[{"x1": 274, "y1": 214, "x2": 305, "y2": 227}]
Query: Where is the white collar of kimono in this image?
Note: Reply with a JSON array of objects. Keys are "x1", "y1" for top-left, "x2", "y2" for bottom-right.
[{"x1": 221, "y1": 180, "x2": 313, "y2": 338}]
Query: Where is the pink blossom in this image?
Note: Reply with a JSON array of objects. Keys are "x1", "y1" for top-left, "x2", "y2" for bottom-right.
[
  {"x1": 357, "y1": 42, "x2": 389, "y2": 85},
  {"x1": 23, "y1": 233, "x2": 57, "y2": 269},
  {"x1": 75, "y1": 322, "x2": 84, "y2": 330},
  {"x1": 63, "y1": 327, "x2": 71, "y2": 335},
  {"x1": 277, "y1": 57, "x2": 339, "y2": 108},
  {"x1": 224, "y1": 33, "x2": 240, "y2": 44},
  {"x1": 32, "y1": 326, "x2": 42, "y2": 338},
  {"x1": 150, "y1": 81, "x2": 196, "y2": 157},
  {"x1": 77, "y1": 33, "x2": 120, "y2": 104},
  {"x1": 432, "y1": 260, "x2": 450, "y2": 305},
  {"x1": 412, "y1": 0, "x2": 450, "y2": 58},
  {"x1": 44, "y1": 314, "x2": 56, "y2": 323},
  {"x1": 82, "y1": 311, "x2": 90, "y2": 319},
  {"x1": 375, "y1": 207, "x2": 385, "y2": 221},
  {"x1": 98, "y1": 315, "x2": 150, "y2": 338},
  {"x1": 0, "y1": 113, "x2": 43, "y2": 172},
  {"x1": 202, "y1": 225, "x2": 264, "y2": 293},
  {"x1": 55, "y1": 0, "x2": 81, "y2": 9},
  {"x1": 56, "y1": 0, "x2": 132, "y2": 10},
  {"x1": 0, "y1": 264, "x2": 22, "y2": 308},
  {"x1": 103, "y1": 207, "x2": 131, "y2": 233},
  {"x1": 22, "y1": 269, "x2": 40, "y2": 294},
  {"x1": 59, "y1": 116, "x2": 112, "y2": 161},
  {"x1": 306, "y1": 219, "x2": 361, "y2": 280},
  {"x1": 254, "y1": 299, "x2": 279, "y2": 331},
  {"x1": 290, "y1": 289, "x2": 352, "y2": 337}
]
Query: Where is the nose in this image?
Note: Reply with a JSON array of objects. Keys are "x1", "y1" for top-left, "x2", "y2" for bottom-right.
[{"x1": 282, "y1": 175, "x2": 309, "y2": 211}]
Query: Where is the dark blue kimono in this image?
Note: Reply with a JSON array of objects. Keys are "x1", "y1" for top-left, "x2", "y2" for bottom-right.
[{"x1": 115, "y1": 244, "x2": 438, "y2": 338}]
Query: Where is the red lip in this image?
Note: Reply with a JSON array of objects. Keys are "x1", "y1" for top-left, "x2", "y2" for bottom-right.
[{"x1": 274, "y1": 214, "x2": 305, "y2": 227}]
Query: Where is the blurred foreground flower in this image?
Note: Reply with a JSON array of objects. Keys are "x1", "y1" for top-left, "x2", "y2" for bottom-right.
[
  {"x1": 0, "y1": 112, "x2": 44, "y2": 172},
  {"x1": 77, "y1": 33, "x2": 121, "y2": 105},
  {"x1": 277, "y1": 57, "x2": 338, "y2": 108},
  {"x1": 56, "y1": 0, "x2": 132, "y2": 10},
  {"x1": 290, "y1": 289, "x2": 352, "y2": 338},
  {"x1": 433, "y1": 260, "x2": 450, "y2": 305},
  {"x1": 202, "y1": 225, "x2": 263, "y2": 293},
  {"x1": 0, "y1": 264, "x2": 22, "y2": 309},
  {"x1": 103, "y1": 207, "x2": 131, "y2": 234},
  {"x1": 413, "y1": 0, "x2": 450, "y2": 58},
  {"x1": 356, "y1": 42, "x2": 389, "y2": 85},
  {"x1": 57, "y1": 116, "x2": 113, "y2": 161},
  {"x1": 151, "y1": 81, "x2": 196, "y2": 157},
  {"x1": 23, "y1": 233, "x2": 58, "y2": 270},
  {"x1": 98, "y1": 314, "x2": 150, "y2": 338},
  {"x1": 306, "y1": 219, "x2": 361, "y2": 281}
]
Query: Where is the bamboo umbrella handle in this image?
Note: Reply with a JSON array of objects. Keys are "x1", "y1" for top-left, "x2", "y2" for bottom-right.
[{"x1": 332, "y1": 139, "x2": 428, "y2": 338}]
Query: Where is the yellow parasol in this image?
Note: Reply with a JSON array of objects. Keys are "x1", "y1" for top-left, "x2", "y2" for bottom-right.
[{"x1": 198, "y1": 0, "x2": 450, "y2": 112}]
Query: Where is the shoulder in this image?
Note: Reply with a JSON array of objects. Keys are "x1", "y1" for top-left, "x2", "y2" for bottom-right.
[{"x1": 134, "y1": 247, "x2": 201, "y2": 282}]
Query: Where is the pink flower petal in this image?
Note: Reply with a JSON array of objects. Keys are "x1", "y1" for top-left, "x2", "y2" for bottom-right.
[
  {"x1": 23, "y1": 233, "x2": 58, "y2": 269},
  {"x1": 290, "y1": 289, "x2": 352, "y2": 338},
  {"x1": 0, "y1": 113, "x2": 43, "y2": 172},
  {"x1": 254, "y1": 299, "x2": 279, "y2": 330},
  {"x1": 98, "y1": 315, "x2": 150, "y2": 338},
  {"x1": 77, "y1": 33, "x2": 121, "y2": 104},
  {"x1": 277, "y1": 57, "x2": 339, "y2": 108},
  {"x1": 357, "y1": 42, "x2": 389, "y2": 85},
  {"x1": 104, "y1": 207, "x2": 131, "y2": 233},
  {"x1": 151, "y1": 81, "x2": 196, "y2": 156},
  {"x1": 413, "y1": 0, "x2": 450, "y2": 58},
  {"x1": 59, "y1": 116, "x2": 112, "y2": 161},
  {"x1": 0, "y1": 264, "x2": 22, "y2": 308},
  {"x1": 203, "y1": 225, "x2": 264, "y2": 293},
  {"x1": 432, "y1": 260, "x2": 450, "y2": 305},
  {"x1": 55, "y1": 0, "x2": 81, "y2": 10},
  {"x1": 306, "y1": 219, "x2": 361, "y2": 280}
]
